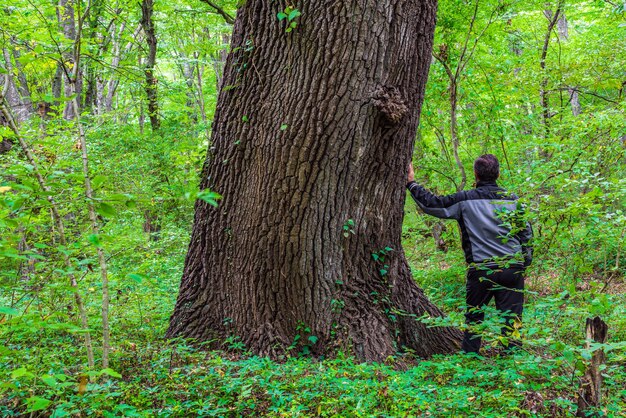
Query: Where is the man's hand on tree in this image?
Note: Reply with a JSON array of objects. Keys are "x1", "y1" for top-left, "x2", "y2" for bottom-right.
[{"x1": 407, "y1": 162, "x2": 415, "y2": 183}]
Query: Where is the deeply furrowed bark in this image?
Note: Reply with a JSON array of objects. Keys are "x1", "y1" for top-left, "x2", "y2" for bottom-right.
[{"x1": 167, "y1": 0, "x2": 461, "y2": 361}]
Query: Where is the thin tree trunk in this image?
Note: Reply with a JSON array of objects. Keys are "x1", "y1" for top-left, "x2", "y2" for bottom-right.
[
  {"x1": 140, "y1": 0, "x2": 159, "y2": 130},
  {"x1": 67, "y1": 2, "x2": 112, "y2": 368},
  {"x1": 449, "y1": 81, "x2": 466, "y2": 191},
  {"x1": 95, "y1": 75, "x2": 105, "y2": 115},
  {"x1": 105, "y1": 22, "x2": 142, "y2": 112},
  {"x1": 83, "y1": 0, "x2": 105, "y2": 113},
  {"x1": 104, "y1": 18, "x2": 122, "y2": 112},
  {"x1": 195, "y1": 55, "x2": 207, "y2": 124},
  {"x1": 71, "y1": 83, "x2": 111, "y2": 368},
  {"x1": 52, "y1": 64, "x2": 63, "y2": 109},
  {"x1": 540, "y1": 4, "x2": 562, "y2": 139},
  {"x1": 178, "y1": 54, "x2": 197, "y2": 119},
  {"x1": 84, "y1": 64, "x2": 96, "y2": 112},
  {"x1": 576, "y1": 317, "x2": 608, "y2": 416},
  {"x1": 557, "y1": 12, "x2": 568, "y2": 41},
  {"x1": 0, "y1": 75, "x2": 95, "y2": 368},
  {"x1": 211, "y1": 32, "x2": 230, "y2": 90},
  {"x1": 3, "y1": 46, "x2": 33, "y2": 121},
  {"x1": 11, "y1": 47, "x2": 33, "y2": 118},
  {"x1": 0, "y1": 11, "x2": 32, "y2": 120},
  {"x1": 58, "y1": 0, "x2": 79, "y2": 120},
  {"x1": 1, "y1": 49, "x2": 26, "y2": 123},
  {"x1": 569, "y1": 88, "x2": 581, "y2": 116},
  {"x1": 431, "y1": 54, "x2": 466, "y2": 192},
  {"x1": 167, "y1": 0, "x2": 461, "y2": 362},
  {"x1": 555, "y1": 14, "x2": 580, "y2": 117},
  {"x1": 17, "y1": 228, "x2": 35, "y2": 281}
]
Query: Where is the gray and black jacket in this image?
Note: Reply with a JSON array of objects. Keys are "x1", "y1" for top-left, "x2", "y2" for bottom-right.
[{"x1": 407, "y1": 180, "x2": 533, "y2": 268}]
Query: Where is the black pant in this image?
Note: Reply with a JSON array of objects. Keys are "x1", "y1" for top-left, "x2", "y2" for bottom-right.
[{"x1": 461, "y1": 266, "x2": 525, "y2": 353}]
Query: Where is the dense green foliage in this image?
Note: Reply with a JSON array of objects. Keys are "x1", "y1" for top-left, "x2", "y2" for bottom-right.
[{"x1": 1, "y1": 0, "x2": 624, "y2": 416}]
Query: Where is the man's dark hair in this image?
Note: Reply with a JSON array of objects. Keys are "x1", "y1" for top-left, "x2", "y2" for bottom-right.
[{"x1": 474, "y1": 154, "x2": 500, "y2": 181}]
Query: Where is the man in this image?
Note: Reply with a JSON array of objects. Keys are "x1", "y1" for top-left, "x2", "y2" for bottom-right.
[{"x1": 406, "y1": 154, "x2": 533, "y2": 353}]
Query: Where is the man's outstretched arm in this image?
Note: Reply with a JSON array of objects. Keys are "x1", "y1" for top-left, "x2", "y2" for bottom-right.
[{"x1": 406, "y1": 163, "x2": 464, "y2": 220}]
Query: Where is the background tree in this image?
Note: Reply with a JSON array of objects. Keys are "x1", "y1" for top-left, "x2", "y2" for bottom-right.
[{"x1": 140, "y1": 0, "x2": 160, "y2": 131}]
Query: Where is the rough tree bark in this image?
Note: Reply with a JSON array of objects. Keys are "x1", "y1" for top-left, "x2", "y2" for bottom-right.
[
  {"x1": 576, "y1": 317, "x2": 608, "y2": 417},
  {"x1": 140, "y1": 0, "x2": 160, "y2": 131},
  {"x1": 167, "y1": 0, "x2": 461, "y2": 362}
]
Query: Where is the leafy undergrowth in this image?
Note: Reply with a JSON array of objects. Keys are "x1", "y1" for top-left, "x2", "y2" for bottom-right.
[
  {"x1": 2, "y1": 288, "x2": 625, "y2": 418},
  {"x1": 1, "y1": 342, "x2": 624, "y2": 417},
  {"x1": 1, "y1": 205, "x2": 624, "y2": 416}
]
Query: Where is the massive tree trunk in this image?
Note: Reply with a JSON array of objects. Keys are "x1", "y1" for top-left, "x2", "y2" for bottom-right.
[{"x1": 167, "y1": 0, "x2": 461, "y2": 362}]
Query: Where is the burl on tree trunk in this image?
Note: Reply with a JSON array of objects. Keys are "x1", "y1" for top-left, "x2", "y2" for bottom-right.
[{"x1": 167, "y1": 0, "x2": 461, "y2": 361}]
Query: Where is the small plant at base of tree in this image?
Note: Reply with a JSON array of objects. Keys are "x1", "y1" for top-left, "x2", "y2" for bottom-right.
[{"x1": 287, "y1": 322, "x2": 318, "y2": 356}]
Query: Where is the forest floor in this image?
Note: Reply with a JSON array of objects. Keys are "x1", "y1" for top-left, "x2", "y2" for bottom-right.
[{"x1": 1, "y1": 209, "x2": 625, "y2": 417}]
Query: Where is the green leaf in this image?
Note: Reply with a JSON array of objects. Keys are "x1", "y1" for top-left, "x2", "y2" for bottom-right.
[
  {"x1": 308, "y1": 335, "x2": 318, "y2": 344},
  {"x1": 17, "y1": 54, "x2": 36, "y2": 66},
  {"x1": 96, "y1": 202, "x2": 116, "y2": 218},
  {"x1": 87, "y1": 234, "x2": 102, "y2": 248},
  {"x1": 11, "y1": 367, "x2": 34, "y2": 379},
  {"x1": 288, "y1": 9, "x2": 301, "y2": 20},
  {"x1": 0, "y1": 306, "x2": 19, "y2": 315},
  {"x1": 26, "y1": 396, "x2": 51, "y2": 412},
  {"x1": 280, "y1": 124, "x2": 288, "y2": 131},
  {"x1": 77, "y1": 258, "x2": 94, "y2": 266},
  {"x1": 40, "y1": 375, "x2": 58, "y2": 388},
  {"x1": 107, "y1": 193, "x2": 129, "y2": 201},
  {"x1": 197, "y1": 190, "x2": 222, "y2": 207},
  {"x1": 100, "y1": 368, "x2": 122, "y2": 378},
  {"x1": 277, "y1": 12, "x2": 287, "y2": 21},
  {"x1": 91, "y1": 175, "x2": 107, "y2": 190},
  {"x1": 128, "y1": 273, "x2": 145, "y2": 283}
]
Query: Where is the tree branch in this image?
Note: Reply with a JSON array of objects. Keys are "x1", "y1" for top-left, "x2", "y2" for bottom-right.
[
  {"x1": 552, "y1": 87, "x2": 620, "y2": 105},
  {"x1": 540, "y1": 2, "x2": 562, "y2": 71},
  {"x1": 455, "y1": 0, "x2": 481, "y2": 79},
  {"x1": 432, "y1": 52, "x2": 454, "y2": 83},
  {"x1": 198, "y1": 0, "x2": 235, "y2": 24}
]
